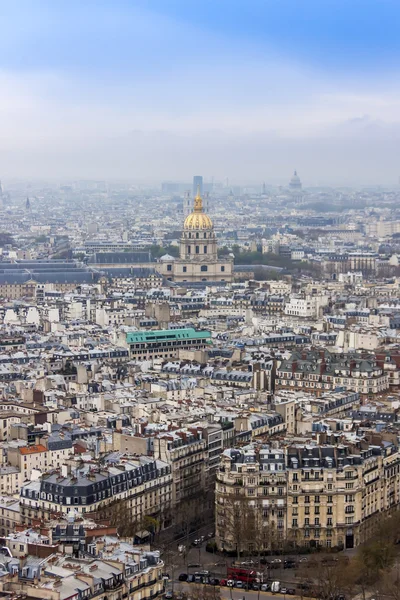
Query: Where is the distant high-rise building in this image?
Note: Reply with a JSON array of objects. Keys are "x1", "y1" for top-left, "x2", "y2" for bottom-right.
[
  {"x1": 193, "y1": 175, "x2": 203, "y2": 197},
  {"x1": 26, "y1": 197, "x2": 31, "y2": 210}
]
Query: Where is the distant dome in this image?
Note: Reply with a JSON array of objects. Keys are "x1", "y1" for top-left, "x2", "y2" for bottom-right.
[
  {"x1": 160, "y1": 253, "x2": 176, "y2": 261},
  {"x1": 289, "y1": 170, "x2": 302, "y2": 189}
]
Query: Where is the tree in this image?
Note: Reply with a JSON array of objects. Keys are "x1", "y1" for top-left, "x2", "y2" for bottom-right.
[
  {"x1": 301, "y1": 555, "x2": 351, "y2": 600},
  {"x1": 218, "y1": 492, "x2": 250, "y2": 559}
]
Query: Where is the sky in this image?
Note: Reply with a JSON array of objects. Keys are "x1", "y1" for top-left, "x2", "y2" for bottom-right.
[{"x1": 1, "y1": 0, "x2": 400, "y2": 185}]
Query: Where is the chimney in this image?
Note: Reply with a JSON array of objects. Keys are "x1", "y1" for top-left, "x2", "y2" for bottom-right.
[{"x1": 61, "y1": 464, "x2": 70, "y2": 478}]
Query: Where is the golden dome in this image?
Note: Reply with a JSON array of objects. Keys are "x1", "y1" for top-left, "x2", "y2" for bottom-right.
[
  {"x1": 183, "y1": 186, "x2": 213, "y2": 230},
  {"x1": 184, "y1": 212, "x2": 213, "y2": 229}
]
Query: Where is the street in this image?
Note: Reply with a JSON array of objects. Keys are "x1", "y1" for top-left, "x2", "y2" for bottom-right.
[{"x1": 173, "y1": 582, "x2": 304, "y2": 600}]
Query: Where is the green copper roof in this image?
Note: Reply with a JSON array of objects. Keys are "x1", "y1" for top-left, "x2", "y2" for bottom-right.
[{"x1": 126, "y1": 327, "x2": 211, "y2": 344}]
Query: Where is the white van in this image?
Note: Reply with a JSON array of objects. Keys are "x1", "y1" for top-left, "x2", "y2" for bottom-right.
[{"x1": 271, "y1": 581, "x2": 281, "y2": 593}]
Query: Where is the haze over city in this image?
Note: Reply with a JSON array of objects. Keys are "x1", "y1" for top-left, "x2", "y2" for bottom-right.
[
  {"x1": 1, "y1": 0, "x2": 400, "y2": 184},
  {"x1": 3, "y1": 3, "x2": 400, "y2": 599}
]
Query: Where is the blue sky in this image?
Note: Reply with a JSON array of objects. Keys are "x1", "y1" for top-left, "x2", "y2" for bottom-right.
[{"x1": 1, "y1": 0, "x2": 400, "y2": 183}]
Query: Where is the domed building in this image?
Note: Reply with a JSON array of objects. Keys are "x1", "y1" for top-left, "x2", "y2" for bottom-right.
[
  {"x1": 159, "y1": 187, "x2": 233, "y2": 284},
  {"x1": 289, "y1": 170, "x2": 303, "y2": 204}
]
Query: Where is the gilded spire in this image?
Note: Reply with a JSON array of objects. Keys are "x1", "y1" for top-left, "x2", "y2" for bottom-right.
[{"x1": 194, "y1": 184, "x2": 203, "y2": 212}]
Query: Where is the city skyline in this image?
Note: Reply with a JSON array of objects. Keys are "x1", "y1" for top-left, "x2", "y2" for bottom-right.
[{"x1": 1, "y1": 1, "x2": 400, "y2": 184}]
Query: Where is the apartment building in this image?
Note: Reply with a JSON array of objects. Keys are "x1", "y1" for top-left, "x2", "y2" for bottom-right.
[
  {"x1": 0, "y1": 550, "x2": 165, "y2": 600},
  {"x1": 276, "y1": 349, "x2": 388, "y2": 396},
  {"x1": 215, "y1": 445, "x2": 287, "y2": 553},
  {"x1": 8, "y1": 444, "x2": 49, "y2": 481},
  {"x1": 215, "y1": 440, "x2": 400, "y2": 552},
  {"x1": 8, "y1": 438, "x2": 74, "y2": 482},
  {"x1": 19, "y1": 458, "x2": 172, "y2": 528},
  {"x1": 0, "y1": 496, "x2": 20, "y2": 537},
  {"x1": 0, "y1": 466, "x2": 22, "y2": 495},
  {"x1": 153, "y1": 429, "x2": 207, "y2": 504},
  {"x1": 286, "y1": 442, "x2": 400, "y2": 549}
]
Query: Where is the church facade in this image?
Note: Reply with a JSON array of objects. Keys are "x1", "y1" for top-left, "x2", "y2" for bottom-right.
[{"x1": 157, "y1": 188, "x2": 233, "y2": 284}]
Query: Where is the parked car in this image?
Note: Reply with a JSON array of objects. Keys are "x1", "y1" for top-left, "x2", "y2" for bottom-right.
[
  {"x1": 187, "y1": 575, "x2": 194, "y2": 583},
  {"x1": 281, "y1": 588, "x2": 288, "y2": 594},
  {"x1": 165, "y1": 592, "x2": 173, "y2": 599},
  {"x1": 178, "y1": 574, "x2": 188, "y2": 582},
  {"x1": 197, "y1": 570, "x2": 210, "y2": 577},
  {"x1": 261, "y1": 584, "x2": 270, "y2": 592},
  {"x1": 284, "y1": 560, "x2": 296, "y2": 569},
  {"x1": 207, "y1": 532, "x2": 214, "y2": 539},
  {"x1": 252, "y1": 583, "x2": 260, "y2": 590},
  {"x1": 209, "y1": 578, "x2": 220, "y2": 586},
  {"x1": 287, "y1": 589, "x2": 296, "y2": 595},
  {"x1": 219, "y1": 579, "x2": 227, "y2": 587},
  {"x1": 226, "y1": 580, "x2": 234, "y2": 587}
]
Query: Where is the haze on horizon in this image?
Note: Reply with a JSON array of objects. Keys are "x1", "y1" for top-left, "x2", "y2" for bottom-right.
[{"x1": 1, "y1": 0, "x2": 400, "y2": 186}]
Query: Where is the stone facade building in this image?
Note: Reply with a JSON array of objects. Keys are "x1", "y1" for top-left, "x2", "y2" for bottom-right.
[{"x1": 215, "y1": 440, "x2": 400, "y2": 552}]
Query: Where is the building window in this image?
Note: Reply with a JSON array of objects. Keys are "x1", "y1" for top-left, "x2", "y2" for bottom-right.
[
  {"x1": 204, "y1": 232, "x2": 207, "y2": 238},
  {"x1": 183, "y1": 267, "x2": 187, "y2": 272},
  {"x1": 187, "y1": 246, "x2": 191, "y2": 254},
  {"x1": 292, "y1": 519, "x2": 297, "y2": 527},
  {"x1": 196, "y1": 232, "x2": 199, "y2": 238},
  {"x1": 196, "y1": 246, "x2": 200, "y2": 254},
  {"x1": 221, "y1": 266, "x2": 225, "y2": 272},
  {"x1": 305, "y1": 495, "x2": 310, "y2": 503},
  {"x1": 201, "y1": 265, "x2": 208, "y2": 272},
  {"x1": 204, "y1": 245, "x2": 207, "y2": 253},
  {"x1": 167, "y1": 264, "x2": 172, "y2": 272}
]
